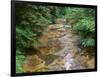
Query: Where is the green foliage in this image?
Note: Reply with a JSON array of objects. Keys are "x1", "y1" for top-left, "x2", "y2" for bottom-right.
[
  {"x1": 73, "y1": 17, "x2": 95, "y2": 47},
  {"x1": 16, "y1": 50, "x2": 25, "y2": 73},
  {"x1": 73, "y1": 17, "x2": 95, "y2": 37},
  {"x1": 16, "y1": 26, "x2": 39, "y2": 50},
  {"x1": 81, "y1": 38, "x2": 95, "y2": 47},
  {"x1": 65, "y1": 8, "x2": 84, "y2": 20},
  {"x1": 65, "y1": 7, "x2": 95, "y2": 25}
]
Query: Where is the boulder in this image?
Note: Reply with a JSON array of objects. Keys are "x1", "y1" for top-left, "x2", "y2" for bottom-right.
[
  {"x1": 48, "y1": 24, "x2": 64, "y2": 30},
  {"x1": 57, "y1": 28, "x2": 66, "y2": 32}
]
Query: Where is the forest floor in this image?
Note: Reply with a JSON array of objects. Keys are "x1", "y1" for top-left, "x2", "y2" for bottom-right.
[{"x1": 22, "y1": 24, "x2": 95, "y2": 72}]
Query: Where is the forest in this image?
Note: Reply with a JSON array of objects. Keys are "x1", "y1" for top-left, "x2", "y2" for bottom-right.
[{"x1": 15, "y1": 3, "x2": 96, "y2": 73}]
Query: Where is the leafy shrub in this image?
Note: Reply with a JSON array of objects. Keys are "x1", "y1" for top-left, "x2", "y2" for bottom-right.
[
  {"x1": 81, "y1": 38, "x2": 95, "y2": 47},
  {"x1": 73, "y1": 18, "x2": 95, "y2": 37},
  {"x1": 73, "y1": 17, "x2": 95, "y2": 47},
  {"x1": 16, "y1": 26, "x2": 39, "y2": 50}
]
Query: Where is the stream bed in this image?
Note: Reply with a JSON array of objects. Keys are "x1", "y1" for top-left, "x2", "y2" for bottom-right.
[{"x1": 22, "y1": 24, "x2": 95, "y2": 72}]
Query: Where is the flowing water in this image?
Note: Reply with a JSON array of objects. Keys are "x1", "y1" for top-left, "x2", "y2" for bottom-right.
[{"x1": 22, "y1": 24, "x2": 95, "y2": 72}]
